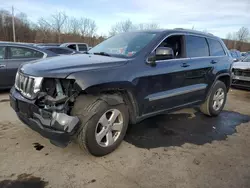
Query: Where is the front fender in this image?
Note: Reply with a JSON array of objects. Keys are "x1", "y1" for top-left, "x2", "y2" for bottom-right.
[{"x1": 67, "y1": 69, "x2": 136, "y2": 93}]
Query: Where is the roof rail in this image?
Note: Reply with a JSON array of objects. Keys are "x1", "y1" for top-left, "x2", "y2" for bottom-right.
[{"x1": 173, "y1": 28, "x2": 214, "y2": 36}]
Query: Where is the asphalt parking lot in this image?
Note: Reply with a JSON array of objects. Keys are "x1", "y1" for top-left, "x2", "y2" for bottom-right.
[{"x1": 1, "y1": 89, "x2": 250, "y2": 188}]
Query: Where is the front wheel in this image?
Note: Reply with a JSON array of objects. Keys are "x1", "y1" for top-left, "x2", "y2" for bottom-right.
[
  {"x1": 71, "y1": 95, "x2": 129, "y2": 156},
  {"x1": 200, "y1": 80, "x2": 227, "y2": 116}
]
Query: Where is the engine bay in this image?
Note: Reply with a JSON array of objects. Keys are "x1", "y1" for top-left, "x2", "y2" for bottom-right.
[{"x1": 36, "y1": 78, "x2": 81, "y2": 114}]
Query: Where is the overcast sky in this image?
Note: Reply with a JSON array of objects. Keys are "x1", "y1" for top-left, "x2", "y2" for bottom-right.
[{"x1": 2, "y1": 0, "x2": 250, "y2": 38}]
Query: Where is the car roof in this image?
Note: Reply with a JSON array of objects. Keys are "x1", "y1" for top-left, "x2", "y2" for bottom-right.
[
  {"x1": 0, "y1": 42, "x2": 34, "y2": 47},
  {"x1": 40, "y1": 46, "x2": 74, "y2": 49},
  {"x1": 125, "y1": 28, "x2": 220, "y2": 40},
  {"x1": 60, "y1": 43, "x2": 88, "y2": 45},
  {"x1": 34, "y1": 43, "x2": 61, "y2": 46}
]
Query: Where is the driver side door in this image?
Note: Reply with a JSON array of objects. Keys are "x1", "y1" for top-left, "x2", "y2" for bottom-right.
[{"x1": 137, "y1": 34, "x2": 193, "y2": 115}]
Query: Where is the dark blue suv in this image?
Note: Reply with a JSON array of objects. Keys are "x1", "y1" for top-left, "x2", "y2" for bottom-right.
[{"x1": 10, "y1": 29, "x2": 233, "y2": 156}]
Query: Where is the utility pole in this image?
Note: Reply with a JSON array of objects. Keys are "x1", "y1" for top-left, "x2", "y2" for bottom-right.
[{"x1": 12, "y1": 6, "x2": 16, "y2": 42}]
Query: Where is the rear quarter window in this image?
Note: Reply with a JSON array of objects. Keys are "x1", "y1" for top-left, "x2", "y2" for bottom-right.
[{"x1": 207, "y1": 39, "x2": 226, "y2": 56}]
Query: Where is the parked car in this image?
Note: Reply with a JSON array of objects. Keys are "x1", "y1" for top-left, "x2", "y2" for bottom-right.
[
  {"x1": 0, "y1": 42, "x2": 58, "y2": 89},
  {"x1": 232, "y1": 55, "x2": 250, "y2": 88},
  {"x1": 230, "y1": 49, "x2": 241, "y2": 62},
  {"x1": 10, "y1": 29, "x2": 232, "y2": 156},
  {"x1": 38, "y1": 46, "x2": 79, "y2": 55},
  {"x1": 60, "y1": 43, "x2": 88, "y2": 52}
]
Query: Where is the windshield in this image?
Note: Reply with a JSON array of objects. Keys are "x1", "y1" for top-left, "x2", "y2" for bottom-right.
[
  {"x1": 243, "y1": 55, "x2": 250, "y2": 62},
  {"x1": 89, "y1": 32, "x2": 157, "y2": 57}
]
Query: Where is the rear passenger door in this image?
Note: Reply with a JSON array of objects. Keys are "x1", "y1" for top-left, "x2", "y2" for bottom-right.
[
  {"x1": 6, "y1": 46, "x2": 44, "y2": 87},
  {"x1": 182, "y1": 35, "x2": 213, "y2": 102},
  {"x1": 206, "y1": 38, "x2": 228, "y2": 85}
]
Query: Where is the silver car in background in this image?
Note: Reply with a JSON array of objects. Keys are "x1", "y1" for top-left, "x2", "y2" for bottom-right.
[{"x1": 232, "y1": 55, "x2": 250, "y2": 89}]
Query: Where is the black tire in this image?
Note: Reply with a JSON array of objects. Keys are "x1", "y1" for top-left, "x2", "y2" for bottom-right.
[
  {"x1": 71, "y1": 95, "x2": 129, "y2": 156},
  {"x1": 200, "y1": 80, "x2": 227, "y2": 116}
]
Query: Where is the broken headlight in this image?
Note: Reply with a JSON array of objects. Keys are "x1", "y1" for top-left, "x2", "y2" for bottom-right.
[{"x1": 15, "y1": 71, "x2": 43, "y2": 99}]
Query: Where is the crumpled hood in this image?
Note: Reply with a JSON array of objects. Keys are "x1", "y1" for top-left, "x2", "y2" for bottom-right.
[
  {"x1": 20, "y1": 54, "x2": 128, "y2": 78},
  {"x1": 232, "y1": 61, "x2": 250, "y2": 70}
]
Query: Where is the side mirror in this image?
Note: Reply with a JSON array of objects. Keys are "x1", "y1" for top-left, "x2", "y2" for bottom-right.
[{"x1": 155, "y1": 47, "x2": 174, "y2": 61}]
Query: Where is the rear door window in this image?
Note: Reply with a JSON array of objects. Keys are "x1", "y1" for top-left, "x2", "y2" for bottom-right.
[
  {"x1": 185, "y1": 35, "x2": 209, "y2": 58},
  {"x1": 9, "y1": 47, "x2": 44, "y2": 59},
  {"x1": 207, "y1": 39, "x2": 226, "y2": 56},
  {"x1": 78, "y1": 44, "x2": 88, "y2": 51},
  {"x1": 68, "y1": 44, "x2": 76, "y2": 50}
]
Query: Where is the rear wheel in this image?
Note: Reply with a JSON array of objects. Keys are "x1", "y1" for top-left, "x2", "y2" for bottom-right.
[
  {"x1": 200, "y1": 80, "x2": 227, "y2": 116},
  {"x1": 71, "y1": 95, "x2": 129, "y2": 156}
]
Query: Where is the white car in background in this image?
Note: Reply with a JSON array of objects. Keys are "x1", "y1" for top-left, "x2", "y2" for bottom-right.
[
  {"x1": 232, "y1": 55, "x2": 250, "y2": 88},
  {"x1": 60, "y1": 43, "x2": 89, "y2": 53}
]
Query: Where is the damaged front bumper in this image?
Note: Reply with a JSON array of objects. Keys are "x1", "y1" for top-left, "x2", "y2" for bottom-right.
[{"x1": 9, "y1": 87, "x2": 80, "y2": 147}]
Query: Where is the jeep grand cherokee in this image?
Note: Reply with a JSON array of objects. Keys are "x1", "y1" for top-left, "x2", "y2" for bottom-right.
[{"x1": 10, "y1": 29, "x2": 233, "y2": 156}]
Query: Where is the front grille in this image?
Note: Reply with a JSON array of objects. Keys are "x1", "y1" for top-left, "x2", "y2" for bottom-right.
[
  {"x1": 233, "y1": 69, "x2": 250, "y2": 77},
  {"x1": 232, "y1": 80, "x2": 250, "y2": 88},
  {"x1": 15, "y1": 72, "x2": 35, "y2": 98}
]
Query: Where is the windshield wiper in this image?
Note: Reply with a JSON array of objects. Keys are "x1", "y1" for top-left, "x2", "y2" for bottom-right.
[{"x1": 93, "y1": 52, "x2": 111, "y2": 57}]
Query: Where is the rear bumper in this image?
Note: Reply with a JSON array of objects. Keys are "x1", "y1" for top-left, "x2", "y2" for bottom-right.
[{"x1": 9, "y1": 87, "x2": 80, "y2": 146}]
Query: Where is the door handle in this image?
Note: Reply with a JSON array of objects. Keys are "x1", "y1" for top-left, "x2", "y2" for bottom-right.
[
  {"x1": 0, "y1": 64, "x2": 6, "y2": 68},
  {"x1": 211, "y1": 60, "x2": 217, "y2": 64},
  {"x1": 181, "y1": 63, "x2": 190, "y2": 67}
]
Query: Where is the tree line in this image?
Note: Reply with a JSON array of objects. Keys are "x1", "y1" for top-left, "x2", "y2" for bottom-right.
[
  {"x1": 0, "y1": 8, "x2": 249, "y2": 51},
  {"x1": 0, "y1": 9, "x2": 105, "y2": 46},
  {"x1": 224, "y1": 27, "x2": 250, "y2": 51},
  {"x1": 0, "y1": 9, "x2": 159, "y2": 46}
]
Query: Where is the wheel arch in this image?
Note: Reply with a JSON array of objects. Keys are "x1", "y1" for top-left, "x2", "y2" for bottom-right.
[
  {"x1": 205, "y1": 73, "x2": 231, "y2": 100},
  {"x1": 76, "y1": 83, "x2": 139, "y2": 125}
]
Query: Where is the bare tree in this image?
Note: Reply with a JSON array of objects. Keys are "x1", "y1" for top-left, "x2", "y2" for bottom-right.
[
  {"x1": 109, "y1": 20, "x2": 134, "y2": 36},
  {"x1": 0, "y1": 8, "x2": 103, "y2": 45},
  {"x1": 88, "y1": 21, "x2": 97, "y2": 37},
  {"x1": 51, "y1": 12, "x2": 67, "y2": 42},
  {"x1": 236, "y1": 27, "x2": 250, "y2": 50},
  {"x1": 36, "y1": 18, "x2": 53, "y2": 42},
  {"x1": 67, "y1": 17, "x2": 80, "y2": 35},
  {"x1": 79, "y1": 18, "x2": 97, "y2": 39},
  {"x1": 37, "y1": 12, "x2": 67, "y2": 42},
  {"x1": 237, "y1": 27, "x2": 250, "y2": 42},
  {"x1": 226, "y1": 33, "x2": 232, "y2": 40},
  {"x1": 224, "y1": 33, "x2": 232, "y2": 47},
  {"x1": 0, "y1": 9, "x2": 13, "y2": 41}
]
